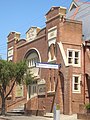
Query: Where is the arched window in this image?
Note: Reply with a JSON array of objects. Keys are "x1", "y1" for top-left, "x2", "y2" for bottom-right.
[
  {"x1": 48, "y1": 43, "x2": 56, "y2": 62},
  {"x1": 26, "y1": 50, "x2": 39, "y2": 68},
  {"x1": 25, "y1": 49, "x2": 40, "y2": 99}
]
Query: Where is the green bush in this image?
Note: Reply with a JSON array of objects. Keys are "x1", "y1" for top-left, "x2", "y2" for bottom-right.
[{"x1": 85, "y1": 103, "x2": 90, "y2": 109}]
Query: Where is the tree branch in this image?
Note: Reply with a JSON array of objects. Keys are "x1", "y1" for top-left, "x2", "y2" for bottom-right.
[{"x1": 5, "y1": 80, "x2": 16, "y2": 99}]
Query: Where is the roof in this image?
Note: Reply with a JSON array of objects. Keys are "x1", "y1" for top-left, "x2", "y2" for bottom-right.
[
  {"x1": 66, "y1": 0, "x2": 90, "y2": 40},
  {"x1": 45, "y1": 6, "x2": 67, "y2": 16},
  {"x1": 26, "y1": 26, "x2": 40, "y2": 34},
  {"x1": 7, "y1": 31, "x2": 21, "y2": 38},
  {"x1": 45, "y1": 6, "x2": 60, "y2": 16}
]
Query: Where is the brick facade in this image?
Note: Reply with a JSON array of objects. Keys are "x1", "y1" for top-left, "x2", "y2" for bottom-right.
[{"x1": 6, "y1": 6, "x2": 90, "y2": 115}]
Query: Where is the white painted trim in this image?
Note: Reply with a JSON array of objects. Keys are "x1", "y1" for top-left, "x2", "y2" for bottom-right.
[
  {"x1": 48, "y1": 57, "x2": 56, "y2": 62},
  {"x1": 48, "y1": 50, "x2": 56, "y2": 62},
  {"x1": 8, "y1": 56, "x2": 13, "y2": 61},
  {"x1": 8, "y1": 47, "x2": 14, "y2": 57},
  {"x1": 48, "y1": 38, "x2": 56, "y2": 46},
  {"x1": 69, "y1": 1, "x2": 78, "y2": 11},
  {"x1": 67, "y1": 48, "x2": 81, "y2": 52},
  {"x1": 57, "y1": 42, "x2": 68, "y2": 66},
  {"x1": 27, "y1": 85, "x2": 29, "y2": 100},
  {"x1": 38, "y1": 79, "x2": 46, "y2": 85},
  {"x1": 60, "y1": 6, "x2": 67, "y2": 10},
  {"x1": 8, "y1": 46, "x2": 13, "y2": 50},
  {"x1": 48, "y1": 26, "x2": 57, "y2": 32},
  {"x1": 24, "y1": 47, "x2": 41, "y2": 62},
  {"x1": 48, "y1": 30, "x2": 57, "y2": 40},
  {"x1": 72, "y1": 74, "x2": 81, "y2": 93},
  {"x1": 67, "y1": 48, "x2": 81, "y2": 67}
]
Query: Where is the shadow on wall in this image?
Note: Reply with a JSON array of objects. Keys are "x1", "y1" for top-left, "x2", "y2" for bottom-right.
[
  {"x1": 59, "y1": 71, "x2": 64, "y2": 99},
  {"x1": 86, "y1": 74, "x2": 90, "y2": 102},
  {"x1": 50, "y1": 71, "x2": 64, "y2": 113},
  {"x1": 59, "y1": 71, "x2": 64, "y2": 113}
]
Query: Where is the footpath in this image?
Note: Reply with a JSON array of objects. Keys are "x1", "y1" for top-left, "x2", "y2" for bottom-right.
[{"x1": 0, "y1": 114, "x2": 77, "y2": 120}]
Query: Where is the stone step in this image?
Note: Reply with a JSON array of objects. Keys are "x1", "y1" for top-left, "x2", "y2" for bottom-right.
[
  {"x1": 8, "y1": 110, "x2": 25, "y2": 115},
  {"x1": 8, "y1": 104, "x2": 25, "y2": 114}
]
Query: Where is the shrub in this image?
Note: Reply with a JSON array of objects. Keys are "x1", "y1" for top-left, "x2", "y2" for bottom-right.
[{"x1": 85, "y1": 103, "x2": 90, "y2": 110}]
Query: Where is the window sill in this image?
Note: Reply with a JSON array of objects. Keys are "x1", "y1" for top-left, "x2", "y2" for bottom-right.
[
  {"x1": 48, "y1": 59, "x2": 56, "y2": 63},
  {"x1": 28, "y1": 66, "x2": 36, "y2": 68},
  {"x1": 47, "y1": 91, "x2": 55, "y2": 96},
  {"x1": 30, "y1": 94, "x2": 38, "y2": 99},
  {"x1": 72, "y1": 91, "x2": 81, "y2": 94},
  {"x1": 68, "y1": 64, "x2": 81, "y2": 67},
  {"x1": 38, "y1": 93, "x2": 45, "y2": 96}
]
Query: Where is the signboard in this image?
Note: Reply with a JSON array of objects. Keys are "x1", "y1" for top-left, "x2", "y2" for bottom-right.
[{"x1": 35, "y1": 62, "x2": 61, "y2": 69}]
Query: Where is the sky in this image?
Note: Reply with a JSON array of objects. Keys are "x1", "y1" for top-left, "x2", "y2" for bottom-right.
[{"x1": 0, "y1": 0, "x2": 72, "y2": 60}]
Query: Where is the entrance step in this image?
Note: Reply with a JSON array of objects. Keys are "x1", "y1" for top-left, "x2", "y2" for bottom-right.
[{"x1": 8, "y1": 104, "x2": 25, "y2": 115}]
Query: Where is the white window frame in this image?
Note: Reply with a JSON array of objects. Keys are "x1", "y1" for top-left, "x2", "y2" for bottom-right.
[
  {"x1": 27, "y1": 57, "x2": 38, "y2": 68},
  {"x1": 48, "y1": 26, "x2": 57, "y2": 40},
  {"x1": 67, "y1": 48, "x2": 81, "y2": 67},
  {"x1": 72, "y1": 74, "x2": 81, "y2": 93},
  {"x1": 53, "y1": 79, "x2": 55, "y2": 92},
  {"x1": 8, "y1": 46, "x2": 13, "y2": 61},
  {"x1": 48, "y1": 26, "x2": 57, "y2": 62}
]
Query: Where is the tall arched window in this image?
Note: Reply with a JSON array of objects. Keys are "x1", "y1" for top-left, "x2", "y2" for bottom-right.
[
  {"x1": 25, "y1": 49, "x2": 40, "y2": 76},
  {"x1": 25, "y1": 49, "x2": 40, "y2": 99},
  {"x1": 48, "y1": 43, "x2": 56, "y2": 62}
]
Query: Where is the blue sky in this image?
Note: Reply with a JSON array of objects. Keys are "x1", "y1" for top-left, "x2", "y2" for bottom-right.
[{"x1": 0, "y1": 0, "x2": 72, "y2": 60}]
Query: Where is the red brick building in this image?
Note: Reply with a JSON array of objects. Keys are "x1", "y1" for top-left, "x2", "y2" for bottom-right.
[{"x1": 7, "y1": 4, "x2": 90, "y2": 115}]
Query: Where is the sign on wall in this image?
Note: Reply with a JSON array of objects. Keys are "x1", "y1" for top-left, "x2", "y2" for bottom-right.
[{"x1": 35, "y1": 62, "x2": 61, "y2": 69}]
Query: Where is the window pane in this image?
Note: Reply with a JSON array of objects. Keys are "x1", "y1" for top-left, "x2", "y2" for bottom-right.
[
  {"x1": 75, "y1": 52, "x2": 79, "y2": 57},
  {"x1": 69, "y1": 51, "x2": 72, "y2": 57},
  {"x1": 75, "y1": 77, "x2": 78, "y2": 83},
  {"x1": 73, "y1": 75, "x2": 80, "y2": 93},
  {"x1": 68, "y1": 58, "x2": 72, "y2": 63},
  {"x1": 74, "y1": 84, "x2": 78, "y2": 90},
  {"x1": 74, "y1": 58, "x2": 78, "y2": 64},
  {"x1": 68, "y1": 49, "x2": 80, "y2": 66}
]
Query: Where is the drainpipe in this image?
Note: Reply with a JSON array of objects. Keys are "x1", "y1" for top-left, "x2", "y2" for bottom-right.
[{"x1": 83, "y1": 42, "x2": 86, "y2": 104}]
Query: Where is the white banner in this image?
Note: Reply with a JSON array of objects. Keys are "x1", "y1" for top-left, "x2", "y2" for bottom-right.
[{"x1": 35, "y1": 62, "x2": 61, "y2": 69}]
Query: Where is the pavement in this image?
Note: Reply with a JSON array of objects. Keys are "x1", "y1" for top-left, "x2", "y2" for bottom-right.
[{"x1": 0, "y1": 114, "x2": 78, "y2": 120}]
